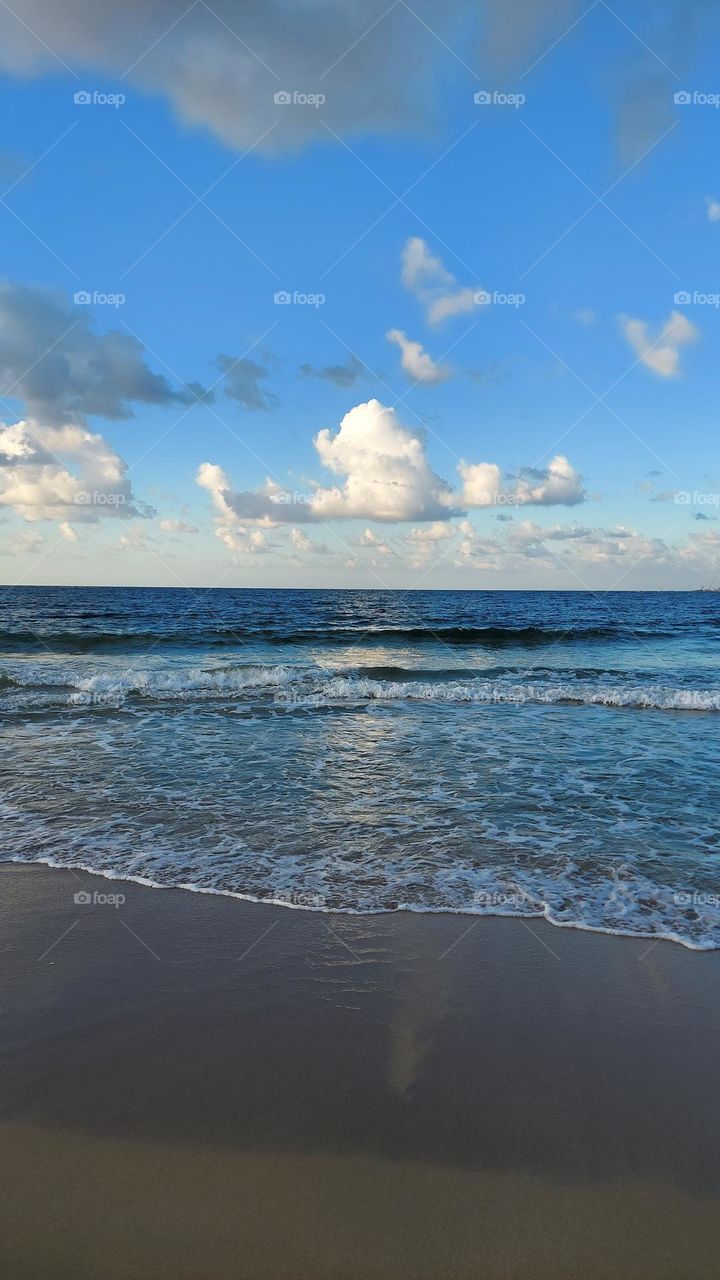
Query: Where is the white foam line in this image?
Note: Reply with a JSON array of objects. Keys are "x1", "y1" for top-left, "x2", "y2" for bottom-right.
[
  {"x1": 4, "y1": 854, "x2": 718, "y2": 952},
  {"x1": 5, "y1": 665, "x2": 720, "y2": 713}
]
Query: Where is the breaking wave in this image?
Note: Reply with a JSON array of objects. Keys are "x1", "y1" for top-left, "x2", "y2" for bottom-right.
[{"x1": 3, "y1": 662, "x2": 719, "y2": 711}]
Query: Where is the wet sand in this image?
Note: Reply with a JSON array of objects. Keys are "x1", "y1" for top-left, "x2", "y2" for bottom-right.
[{"x1": 2, "y1": 862, "x2": 720, "y2": 1278}]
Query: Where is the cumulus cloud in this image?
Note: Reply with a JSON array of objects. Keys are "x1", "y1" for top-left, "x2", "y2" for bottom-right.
[
  {"x1": 310, "y1": 400, "x2": 459, "y2": 521},
  {"x1": 0, "y1": 419, "x2": 151, "y2": 529},
  {"x1": 401, "y1": 238, "x2": 478, "y2": 325},
  {"x1": 459, "y1": 454, "x2": 584, "y2": 508},
  {"x1": 196, "y1": 460, "x2": 272, "y2": 553},
  {"x1": 621, "y1": 310, "x2": 699, "y2": 378},
  {"x1": 386, "y1": 328, "x2": 451, "y2": 384},
  {"x1": 289, "y1": 527, "x2": 331, "y2": 555},
  {"x1": 456, "y1": 522, "x2": 505, "y2": 569},
  {"x1": 356, "y1": 527, "x2": 391, "y2": 555},
  {"x1": 407, "y1": 521, "x2": 456, "y2": 543},
  {"x1": 209, "y1": 400, "x2": 461, "y2": 525},
  {"x1": 299, "y1": 354, "x2": 366, "y2": 387},
  {"x1": 457, "y1": 461, "x2": 503, "y2": 507},
  {"x1": 405, "y1": 519, "x2": 457, "y2": 566},
  {"x1": 198, "y1": 400, "x2": 586, "y2": 535},
  {"x1": 0, "y1": 282, "x2": 206, "y2": 423},
  {"x1": 218, "y1": 353, "x2": 277, "y2": 411}
]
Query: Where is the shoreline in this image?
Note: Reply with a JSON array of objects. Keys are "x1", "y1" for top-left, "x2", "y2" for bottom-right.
[
  {"x1": 3, "y1": 861, "x2": 720, "y2": 1277},
  {"x1": 5, "y1": 854, "x2": 716, "y2": 951}
]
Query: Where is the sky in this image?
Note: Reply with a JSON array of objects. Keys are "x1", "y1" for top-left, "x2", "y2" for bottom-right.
[{"x1": 0, "y1": 0, "x2": 719, "y2": 590}]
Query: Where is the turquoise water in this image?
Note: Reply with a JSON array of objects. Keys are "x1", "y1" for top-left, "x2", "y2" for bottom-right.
[{"x1": 1, "y1": 587, "x2": 719, "y2": 946}]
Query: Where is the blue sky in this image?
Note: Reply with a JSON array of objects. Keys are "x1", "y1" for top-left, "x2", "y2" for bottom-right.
[{"x1": 0, "y1": 0, "x2": 718, "y2": 588}]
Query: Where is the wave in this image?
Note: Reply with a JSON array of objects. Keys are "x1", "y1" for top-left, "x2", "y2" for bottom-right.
[
  {"x1": 6, "y1": 852, "x2": 720, "y2": 950},
  {"x1": 0, "y1": 622, "x2": 680, "y2": 652},
  {"x1": 4, "y1": 662, "x2": 719, "y2": 711}
]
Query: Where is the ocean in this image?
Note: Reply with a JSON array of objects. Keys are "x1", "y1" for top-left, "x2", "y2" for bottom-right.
[{"x1": 1, "y1": 586, "x2": 719, "y2": 948}]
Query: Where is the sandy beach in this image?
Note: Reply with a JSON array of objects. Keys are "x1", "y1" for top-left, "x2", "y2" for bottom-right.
[{"x1": 2, "y1": 862, "x2": 720, "y2": 1278}]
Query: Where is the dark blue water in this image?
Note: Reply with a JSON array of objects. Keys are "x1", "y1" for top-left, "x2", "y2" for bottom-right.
[{"x1": 1, "y1": 587, "x2": 719, "y2": 946}]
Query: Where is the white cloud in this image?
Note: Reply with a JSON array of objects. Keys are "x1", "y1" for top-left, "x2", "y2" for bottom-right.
[
  {"x1": 356, "y1": 527, "x2": 391, "y2": 555},
  {"x1": 0, "y1": 419, "x2": 150, "y2": 528},
  {"x1": 401, "y1": 238, "x2": 478, "y2": 326},
  {"x1": 118, "y1": 528, "x2": 149, "y2": 551},
  {"x1": 159, "y1": 517, "x2": 198, "y2": 534},
  {"x1": 458, "y1": 454, "x2": 584, "y2": 508},
  {"x1": 405, "y1": 519, "x2": 457, "y2": 566},
  {"x1": 506, "y1": 520, "x2": 670, "y2": 568},
  {"x1": 196, "y1": 461, "x2": 272, "y2": 554},
  {"x1": 289, "y1": 527, "x2": 313, "y2": 553},
  {"x1": 199, "y1": 400, "x2": 586, "y2": 536},
  {"x1": 0, "y1": 527, "x2": 45, "y2": 556},
  {"x1": 457, "y1": 461, "x2": 503, "y2": 507},
  {"x1": 407, "y1": 521, "x2": 456, "y2": 542},
  {"x1": 289, "y1": 527, "x2": 331, "y2": 555},
  {"x1": 456, "y1": 522, "x2": 505, "y2": 569},
  {"x1": 386, "y1": 328, "x2": 451, "y2": 384},
  {"x1": 208, "y1": 400, "x2": 459, "y2": 525},
  {"x1": 621, "y1": 310, "x2": 698, "y2": 377},
  {"x1": 510, "y1": 455, "x2": 585, "y2": 506},
  {"x1": 707, "y1": 198, "x2": 720, "y2": 222},
  {"x1": 452, "y1": 518, "x2": 679, "y2": 576},
  {"x1": 310, "y1": 400, "x2": 459, "y2": 521}
]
